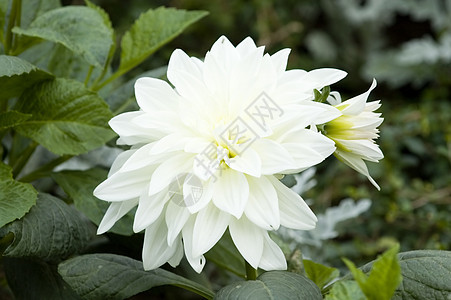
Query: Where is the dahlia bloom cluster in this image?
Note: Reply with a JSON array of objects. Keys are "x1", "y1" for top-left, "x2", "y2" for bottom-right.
[{"x1": 94, "y1": 36, "x2": 383, "y2": 273}]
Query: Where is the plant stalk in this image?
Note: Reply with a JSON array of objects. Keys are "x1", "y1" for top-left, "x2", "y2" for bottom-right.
[
  {"x1": 3, "y1": 0, "x2": 18, "y2": 54},
  {"x1": 245, "y1": 260, "x2": 258, "y2": 280},
  {"x1": 12, "y1": 141, "x2": 37, "y2": 178}
]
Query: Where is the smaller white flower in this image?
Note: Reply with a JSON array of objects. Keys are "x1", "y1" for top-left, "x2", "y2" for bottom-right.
[{"x1": 323, "y1": 79, "x2": 383, "y2": 189}]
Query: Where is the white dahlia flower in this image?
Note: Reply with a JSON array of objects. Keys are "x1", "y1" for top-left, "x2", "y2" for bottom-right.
[
  {"x1": 94, "y1": 36, "x2": 347, "y2": 273},
  {"x1": 323, "y1": 79, "x2": 384, "y2": 190}
]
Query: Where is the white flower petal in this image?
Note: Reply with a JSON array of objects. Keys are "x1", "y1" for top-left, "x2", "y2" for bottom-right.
[
  {"x1": 167, "y1": 238, "x2": 184, "y2": 268},
  {"x1": 337, "y1": 139, "x2": 383, "y2": 161},
  {"x1": 148, "y1": 152, "x2": 194, "y2": 195},
  {"x1": 94, "y1": 168, "x2": 152, "y2": 201},
  {"x1": 167, "y1": 49, "x2": 203, "y2": 86},
  {"x1": 182, "y1": 217, "x2": 206, "y2": 273},
  {"x1": 284, "y1": 129, "x2": 336, "y2": 158},
  {"x1": 134, "y1": 77, "x2": 180, "y2": 112},
  {"x1": 299, "y1": 68, "x2": 347, "y2": 93},
  {"x1": 229, "y1": 216, "x2": 264, "y2": 269},
  {"x1": 208, "y1": 36, "x2": 240, "y2": 73},
  {"x1": 149, "y1": 133, "x2": 193, "y2": 155},
  {"x1": 168, "y1": 50, "x2": 211, "y2": 109},
  {"x1": 108, "y1": 149, "x2": 136, "y2": 176},
  {"x1": 299, "y1": 101, "x2": 342, "y2": 124},
  {"x1": 335, "y1": 150, "x2": 380, "y2": 190},
  {"x1": 251, "y1": 139, "x2": 297, "y2": 174},
  {"x1": 236, "y1": 36, "x2": 258, "y2": 56},
  {"x1": 97, "y1": 199, "x2": 138, "y2": 234},
  {"x1": 268, "y1": 176, "x2": 317, "y2": 230},
  {"x1": 186, "y1": 179, "x2": 214, "y2": 214},
  {"x1": 142, "y1": 215, "x2": 177, "y2": 270},
  {"x1": 212, "y1": 168, "x2": 249, "y2": 218},
  {"x1": 133, "y1": 190, "x2": 169, "y2": 233},
  {"x1": 228, "y1": 148, "x2": 262, "y2": 177},
  {"x1": 337, "y1": 79, "x2": 377, "y2": 115},
  {"x1": 118, "y1": 143, "x2": 166, "y2": 173},
  {"x1": 244, "y1": 176, "x2": 280, "y2": 230},
  {"x1": 192, "y1": 203, "x2": 231, "y2": 257},
  {"x1": 270, "y1": 48, "x2": 290, "y2": 75},
  {"x1": 165, "y1": 201, "x2": 191, "y2": 246},
  {"x1": 258, "y1": 232, "x2": 287, "y2": 270},
  {"x1": 109, "y1": 111, "x2": 158, "y2": 145}
]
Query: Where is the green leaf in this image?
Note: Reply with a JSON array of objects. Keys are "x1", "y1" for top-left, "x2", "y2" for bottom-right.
[
  {"x1": 52, "y1": 168, "x2": 134, "y2": 236},
  {"x1": 303, "y1": 259, "x2": 340, "y2": 290},
  {"x1": 118, "y1": 7, "x2": 207, "y2": 73},
  {"x1": 14, "y1": 78, "x2": 115, "y2": 155},
  {"x1": 313, "y1": 86, "x2": 330, "y2": 103},
  {"x1": 58, "y1": 253, "x2": 215, "y2": 300},
  {"x1": 46, "y1": 44, "x2": 99, "y2": 82},
  {"x1": 83, "y1": 0, "x2": 115, "y2": 77},
  {"x1": 344, "y1": 244, "x2": 402, "y2": 300},
  {"x1": 84, "y1": 0, "x2": 113, "y2": 35},
  {"x1": 215, "y1": 271, "x2": 322, "y2": 300},
  {"x1": 4, "y1": 257, "x2": 80, "y2": 299},
  {"x1": 12, "y1": 0, "x2": 61, "y2": 54},
  {"x1": 205, "y1": 230, "x2": 245, "y2": 278},
  {"x1": 0, "y1": 110, "x2": 31, "y2": 130},
  {"x1": 360, "y1": 250, "x2": 451, "y2": 300},
  {"x1": 325, "y1": 281, "x2": 365, "y2": 300},
  {"x1": 0, "y1": 54, "x2": 53, "y2": 100},
  {"x1": 13, "y1": 6, "x2": 113, "y2": 68},
  {"x1": 0, "y1": 162, "x2": 37, "y2": 228},
  {"x1": 1, "y1": 193, "x2": 94, "y2": 261}
]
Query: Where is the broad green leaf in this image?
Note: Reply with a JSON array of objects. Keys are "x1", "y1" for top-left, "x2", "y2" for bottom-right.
[
  {"x1": 303, "y1": 259, "x2": 340, "y2": 290},
  {"x1": 45, "y1": 43, "x2": 110, "y2": 85},
  {"x1": 215, "y1": 271, "x2": 322, "y2": 300},
  {"x1": 12, "y1": 0, "x2": 61, "y2": 54},
  {"x1": 84, "y1": 0, "x2": 113, "y2": 35},
  {"x1": 325, "y1": 281, "x2": 365, "y2": 300},
  {"x1": 1, "y1": 193, "x2": 94, "y2": 261},
  {"x1": 58, "y1": 253, "x2": 215, "y2": 300},
  {"x1": 344, "y1": 244, "x2": 402, "y2": 300},
  {"x1": 46, "y1": 44, "x2": 97, "y2": 81},
  {"x1": 52, "y1": 168, "x2": 134, "y2": 236},
  {"x1": 13, "y1": 6, "x2": 113, "y2": 68},
  {"x1": 360, "y1": 250, "x2": 451, "y2": 300},
  {"x1": 21, "y1": 0, "x2": 61, "y2": 28},
  {"x1": 0, "y1": 54, "x2": 53, "y2": 100},
  {"x1": 119, "y1": 7, "x2": 208, "y2": 73},
  {"x1": 14, "y1": 78, "x2": 115, "y2": 155},
  {"x1": 205, "y1": 230, "x2": 245, "y2": 278},
  {"x1": 4, "y1": 257, "x2": 80, "y2": 299},
  {"x1": 0, "y1": 110, "x2": 31, "y2": 129},
  {"x1": 0, "y1": 162, "x2": 37, "y2": 228},
  {"x1": 84, "y1": 0, "x2": 115, "y2": 77}
]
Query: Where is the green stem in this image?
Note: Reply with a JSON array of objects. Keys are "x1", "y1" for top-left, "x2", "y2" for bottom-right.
[
  {"x1": 3, "y1": 0, "x2": 18, "y2": 54},
  {"x1": 11, "y1": 0, "x2": 21, "y2": 52},
  {"x1": 12, "y1": 141, "x2": 37, "y2": 178},
  {"x1": 90, "y1": 43, "x2": 115, "y2": 89},
  {"x1": 92, "y1": 68, "x2": 126, "y2": 91},
  {"x1": 18, "y1": 155, "x2": 73, "y2": 183},
  {"x1": 84, "y1": 65, "x2": 94, "y2": 87},
  {"x1": 245, "y1": 260, "x2": 258, "y2": 280}
]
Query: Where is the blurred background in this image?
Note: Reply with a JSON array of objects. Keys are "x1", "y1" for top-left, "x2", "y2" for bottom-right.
[{"x1": 84, "y1": 0, "x2": 450, "y2": 272}]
